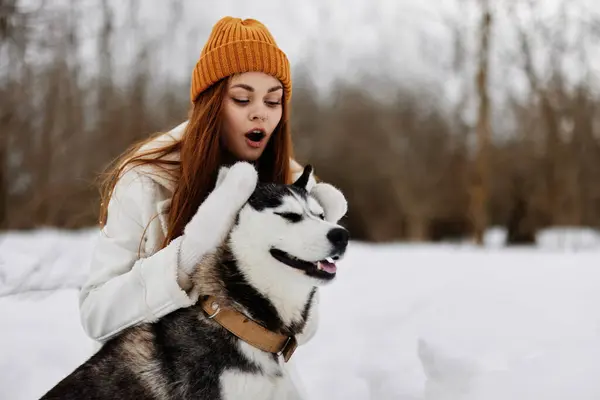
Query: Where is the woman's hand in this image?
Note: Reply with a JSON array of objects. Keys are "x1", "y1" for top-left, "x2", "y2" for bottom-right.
[
  {"x1": 178, "y1": 162, "x2": 258, "y2": 289},
  {"x1": 310, "y1": 182, "x2": 348, "y2": 224}
]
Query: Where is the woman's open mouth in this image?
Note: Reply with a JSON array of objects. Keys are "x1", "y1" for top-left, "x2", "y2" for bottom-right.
[
  {"x1": 245, "y1": 129, "x2": 266, "y2": 148},
  {"x1": 269, "y1": 248, "x2": 339, "y2": 280}
]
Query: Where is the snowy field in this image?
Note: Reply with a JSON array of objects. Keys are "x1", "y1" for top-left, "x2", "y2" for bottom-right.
[{"x1": 1, "y1": 227, "x2": 600, "y2": 399}]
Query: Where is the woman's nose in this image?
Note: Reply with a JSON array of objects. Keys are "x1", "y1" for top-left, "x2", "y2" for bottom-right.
[{"x1": 249, "y1": 105, "x2": 267, "y2": 122}]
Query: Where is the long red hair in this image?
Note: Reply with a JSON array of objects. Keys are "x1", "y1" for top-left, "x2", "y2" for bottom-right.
[{"x1": 98, "y1": 76, "x2": 294, "y2": 247}]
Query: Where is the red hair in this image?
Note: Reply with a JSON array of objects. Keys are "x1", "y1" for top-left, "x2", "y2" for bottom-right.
[{"x1": 98, "y1": 76, "x2": 294, "y2": 247}]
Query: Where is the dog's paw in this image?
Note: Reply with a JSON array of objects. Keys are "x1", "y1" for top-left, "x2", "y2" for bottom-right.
[
  {"x1": 220, "y1": 161, "x2": 258, "y2": 198},
  {"x1": 310, "y1": 182, "x2": 348, "y2": 223}
]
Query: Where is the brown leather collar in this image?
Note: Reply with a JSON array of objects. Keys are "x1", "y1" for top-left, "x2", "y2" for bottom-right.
[{"x1": 201, "y1": 296, "x2": 298, "y2": 362}]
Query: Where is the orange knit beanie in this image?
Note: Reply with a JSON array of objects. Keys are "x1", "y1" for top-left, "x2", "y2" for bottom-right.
[{"x1": 190, "y1": 17, "x2": 291, "y2": 103}]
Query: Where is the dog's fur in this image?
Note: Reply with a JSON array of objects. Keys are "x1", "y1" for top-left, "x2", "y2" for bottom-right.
[{"x1": 40, "y1": 164, "x2": 349, "y2": 400}]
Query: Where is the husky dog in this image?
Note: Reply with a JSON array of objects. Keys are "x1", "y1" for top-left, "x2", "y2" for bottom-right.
[{"x1": 40, "y1": 163, "x2": 349, "y2": 400}]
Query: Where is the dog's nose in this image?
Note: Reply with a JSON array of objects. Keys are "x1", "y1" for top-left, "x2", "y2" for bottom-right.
[{"x1": 327, "y1": 227, "x2": 349, "y2": 251}]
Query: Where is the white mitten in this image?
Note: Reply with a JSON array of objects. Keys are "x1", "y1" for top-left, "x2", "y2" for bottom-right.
[
  {"x1": 177, "y1": 162, "x2": 258, "y2": 288},
  {"x1": 310, "y1": 182, "x2": 348, "y2": 224}
]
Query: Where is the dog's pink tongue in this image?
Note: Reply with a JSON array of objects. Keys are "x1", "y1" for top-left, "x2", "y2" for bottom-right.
[{"x1": 318, "y1": 260, "x2": 337, "y2": 274}]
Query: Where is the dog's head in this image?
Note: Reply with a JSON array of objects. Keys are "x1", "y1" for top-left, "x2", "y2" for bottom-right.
[{"x1": 227, "y1": 165, "x2": 349, "y2": 286}]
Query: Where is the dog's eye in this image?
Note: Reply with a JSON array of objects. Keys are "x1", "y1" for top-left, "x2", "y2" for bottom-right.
[
  {"x1": 276, "y1": 212, "x2": 303, "y2": 223},
  {"x1": 318, "y1": 213, "x2": 325, "y2": 220}
]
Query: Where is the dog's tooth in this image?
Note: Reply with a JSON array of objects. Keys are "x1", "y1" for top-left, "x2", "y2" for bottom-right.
[
  {"x1": 326, "y1": 257, "x2": 334, "y2": 263},
  {"x1": 316, "y1": 262, "x2": 323, "y2": 270}
]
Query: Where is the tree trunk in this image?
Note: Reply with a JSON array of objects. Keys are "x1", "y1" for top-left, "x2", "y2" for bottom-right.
[
  {"x1": 0, "y1": 130, "x2": 5, "y2": 228},
  {"x1": 470, "y1": 0, "x2": 493, "y2": 245},
  {"x1": 407, "y1": 214, "x2": 428, "y2": 242}
]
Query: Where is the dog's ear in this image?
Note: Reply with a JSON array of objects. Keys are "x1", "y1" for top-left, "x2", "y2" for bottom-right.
[{"x1": 292, "y1": 164, "x2": 313, "y2": 190}]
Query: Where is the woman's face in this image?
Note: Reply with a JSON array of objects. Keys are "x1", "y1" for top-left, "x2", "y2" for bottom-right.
[{"x1": 221, "y1": 72, "x2": 284, "y2": 162}]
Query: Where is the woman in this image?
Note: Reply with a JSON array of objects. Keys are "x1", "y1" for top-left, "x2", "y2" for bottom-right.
[{"x1": 79, "y1": 16, "x2": 347, "y2": 398}]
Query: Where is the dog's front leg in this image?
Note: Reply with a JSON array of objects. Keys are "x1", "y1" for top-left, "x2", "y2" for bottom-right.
[
  {"x1": 275, "y1": 362, "x2": 308, "y2": 400},
  {"x1": 219, "y1": 370, "x2": 281, "y2": 400}
]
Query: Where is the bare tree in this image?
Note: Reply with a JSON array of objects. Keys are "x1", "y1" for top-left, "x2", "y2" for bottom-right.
[
  {"x1": 0, "y1": 0, "x2": 32, "y2": 228},
  {"x1": 3, "y1": 0, "x2": 600, "y2": 243},
  {"x1": 470, "y1": 0, "x2": 493, "y2": 244}
]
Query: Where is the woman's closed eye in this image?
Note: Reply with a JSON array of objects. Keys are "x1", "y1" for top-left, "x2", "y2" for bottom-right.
[
  {"x1": 265, "y1": 99, "x2": 281, "y2": 107},
  {"x1": 231, "y1": 98, "x2": 280, "y2": 107}
]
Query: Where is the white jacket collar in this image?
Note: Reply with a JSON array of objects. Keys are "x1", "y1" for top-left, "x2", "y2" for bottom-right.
[{"x1": 132, "y1": 120, "x2": 188, "y2": 194}]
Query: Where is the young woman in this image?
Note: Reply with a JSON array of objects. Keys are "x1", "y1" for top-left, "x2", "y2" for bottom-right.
[{"x1": 78, "y1": 16, "x2": 347, "y2": 398}]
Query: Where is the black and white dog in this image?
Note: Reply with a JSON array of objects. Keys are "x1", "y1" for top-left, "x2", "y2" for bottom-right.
[{"x1": 40, "y1": 163, "x2": 349, "y2": 400}]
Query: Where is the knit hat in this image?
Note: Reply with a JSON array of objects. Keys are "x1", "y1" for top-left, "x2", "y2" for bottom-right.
[{"x1": 190, "y1": 17, "x2": 291, "y2": 103}]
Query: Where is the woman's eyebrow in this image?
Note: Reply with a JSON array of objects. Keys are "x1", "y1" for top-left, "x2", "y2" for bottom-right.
[
  {"x1": 230, "y1": 83, "x2": 254, "y2": 91},
  {"x1": 230, "y1": 83, "x2": 283, "y2": 93}
]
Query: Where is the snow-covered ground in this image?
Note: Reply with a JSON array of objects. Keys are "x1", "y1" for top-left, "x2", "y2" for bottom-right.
[{"x1": 1, "y1": 227, "x2": 600, "y2": 399}]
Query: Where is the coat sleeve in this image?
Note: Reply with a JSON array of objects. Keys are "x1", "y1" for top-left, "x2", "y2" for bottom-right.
[{"x1": 78, "y1": 170, "x2": 198, "y2": 342}]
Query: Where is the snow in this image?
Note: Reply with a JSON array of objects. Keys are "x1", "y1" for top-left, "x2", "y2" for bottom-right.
[{"x1": 1, "y1": 228, "x2": 600, "y2": 399}]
